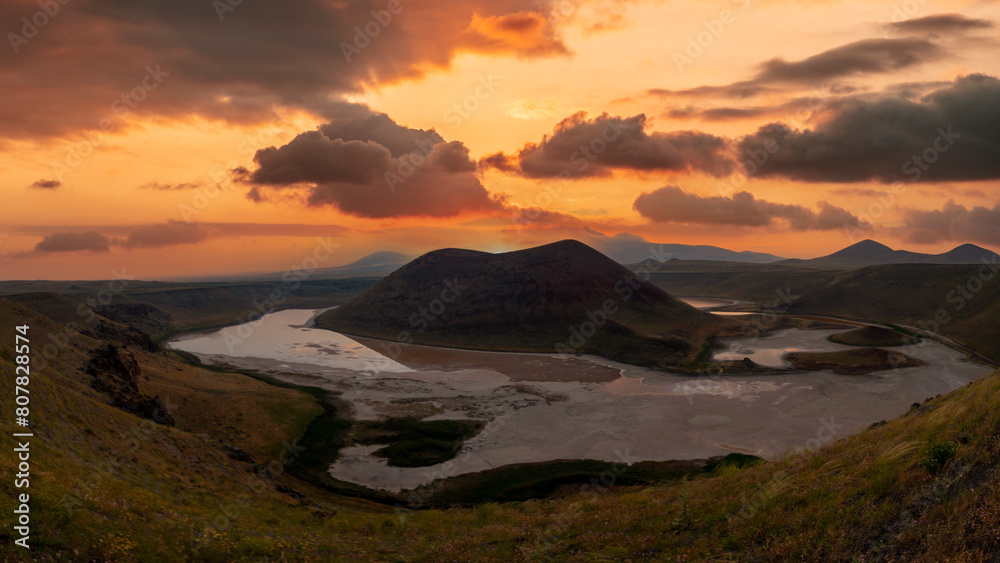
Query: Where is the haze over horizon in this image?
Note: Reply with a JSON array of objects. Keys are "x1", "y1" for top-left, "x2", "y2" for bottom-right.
[{"x1": 4, "y1": 0, "x2": 1000, "y2": 279}]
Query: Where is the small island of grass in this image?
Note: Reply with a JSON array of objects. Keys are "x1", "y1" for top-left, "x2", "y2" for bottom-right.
[
  {"x1": 785, "y1": 347, "x2": 923, "y2": 375},
  {"x1": 355, "y1": 417, "x2": 485, "y2": 467},
  {"x1": 829, "y1": 325, "x2": 920, "y2": 347}
]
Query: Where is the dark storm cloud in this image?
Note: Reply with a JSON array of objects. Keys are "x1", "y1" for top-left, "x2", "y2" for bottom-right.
[
  {"x1": 480, "y1": 112, "x2": 733, "y2": 178},
  {"x1": 0, "y1": 0, "x2": 568, "y2": 140},
  {"x1": 903, "y1": 200, "x2": 1000, "y2": 245},
  {"x1": 30, "y1": 179, "x2": 61, "y2": 189},
  {"x1": 123, "y1": 221, "x2": 210, "y2": 248},
  {"x1": 633, "y1": 186, "x2": 866, "y2": 231},
  {"x1": 651, "y1": 38, "x2": 943, "y2": 100},
  {"x1": 32, "y1": 231, "x2": 111, "y2": 252},
  {"x1": 247, "y1": 106, "x2": 502, "y2": 218},
  {"x1": 736, "y1": 75, "x2": 1000, "y2": 183},
  {"x1": 888, "y1": 13, "x2": 993, "y2": 35}
]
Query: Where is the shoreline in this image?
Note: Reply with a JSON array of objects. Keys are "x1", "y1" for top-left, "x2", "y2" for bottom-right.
[{"x1": 168, "y1": 310, "x2": 993, "y2": 493}]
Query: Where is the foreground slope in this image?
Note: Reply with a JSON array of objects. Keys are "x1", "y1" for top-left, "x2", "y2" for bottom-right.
[
  {"x1": 0, "y1": 296, "x2": 383, "y2": 561},
  {"x1": 318, "y1": 239, "x2": 734, "y2": 367}
]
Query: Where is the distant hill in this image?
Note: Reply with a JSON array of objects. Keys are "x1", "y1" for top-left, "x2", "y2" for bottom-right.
[
  {"x1": 193, "y1": 251, "x2": 414, "y2": 282},
  {"x1": 317, "y1": 239, "x2": 736, "y2": 368},
  {"x1": 780, "y1": 240, "x2": 999, "y2": 268},
  {"x1": 648, "y1": 261, "x2": 1000, "y2": 362},
  {"x1": 312, "y1": 251, "x2": 414, "y2": 278},
  {"x1": 579, "y1": 228, "x2": 785, "y2": 263},
  {"x1": 339, "y1": 250, "x2": 411, "y2": 269}
]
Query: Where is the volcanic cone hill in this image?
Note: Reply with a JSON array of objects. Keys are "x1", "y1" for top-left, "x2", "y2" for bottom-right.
[{"x1": 316, "y1": 240, "x2": 736, "y2": 368}]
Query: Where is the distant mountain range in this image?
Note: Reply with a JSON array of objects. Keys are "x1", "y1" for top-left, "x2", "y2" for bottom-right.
[
  {"x1": 189, "y1": 235, "x2": 997, "y2": 283},
  {"x1": 779, "y1": 240, "x2": 1000, "y2": 269},
  {"x1": 316, "y1": 251, "x2": 414, "y2": 277},
  {"x1": 317, "y1": 239, "x2": 735, "y2": 368},
  {"x1": 578, "y1": 228, "x2": 785, "y2": 263},
  {"x1": 197, "y1": 230, "x2": 785, "y2": 282},
  {"x1": 191, "y1": 250, "x2": 414, "y2": 282}
]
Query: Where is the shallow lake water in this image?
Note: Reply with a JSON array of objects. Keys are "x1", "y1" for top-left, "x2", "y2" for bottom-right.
[{"x1": 167, "y1": 306, "x2": 993, "y2": 493}]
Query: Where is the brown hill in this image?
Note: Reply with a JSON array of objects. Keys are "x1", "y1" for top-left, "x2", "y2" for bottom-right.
[{"x1": 317, "y1": 240, "x2": 735, "y2": 368}]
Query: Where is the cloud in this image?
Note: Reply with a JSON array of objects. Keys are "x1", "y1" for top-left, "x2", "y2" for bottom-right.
[
  {"x1": 736, "y1": 75, "x2": 1000, "y2": 182},
  {"x1": 462, "y1": 11, "x2": 569, "y2": 56},
  {"x1": 138, "y1": 181, "x2": 203, "y2": 191},
  {"x1": 11, "y1": 222, "x2": 352, "y2": 258},
  {"x1": 32, "y1": 231, "x2": 111, "y2": 253},
  {"x1": 13, "y1": 222, "x2": 347, "y2": 239},
  {"x1": 633, "y1": 186, "x2": 867, "y2": 231},
  {"x1": 652, "y1": 38, "x2": 943, "y2": 100},
  {"x1": 480, "y1": 112, "x2": 733, "y2": 178},
  {"x1": 903, "y1": 200, "x2": 1000, "y2": 245},
  {"x1": 829, "y1": 188, "x2": 892, "y2": 198},
  {"x1": 246, "y1": 105, "x2": 503, "y2": 218},
  {"x1": 664, "y1": 95, "x2": 833, "y2": 123},
  {"x1": 245, "y1": 186, "x2": 268, "y2": 203},
  {"x1": 0, "y1": 0, "x2": 569, "y2": 140},
  {"x1": 123, "y1": 221, "x2": 210, "y2": 248},
  {"x1": 316, "y1": 103, "x2": 445, "y2": 157},
  {"x1": 755, "y1": 39, "x2": 943, "y2": 84},
  {"x1": 888, "y1": 13, "x2": 993, "y2": 35},
  {"x1": 30, "y1": 179, "x2": 62, "y2": 190}
]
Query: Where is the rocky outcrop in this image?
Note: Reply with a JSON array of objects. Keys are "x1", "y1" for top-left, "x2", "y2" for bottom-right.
[{"x1": 84, "y1": 344, "x2": 174, "y2": 426}]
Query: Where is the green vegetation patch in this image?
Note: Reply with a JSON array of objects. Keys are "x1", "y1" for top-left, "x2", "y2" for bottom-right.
[
  {"x1": 702, "y1": 452, "x2": 763, "y2": 473},
  {"x1": 785, "y1": 347, "x2": 923, "y2": 375},
  {"x1": 829, "y1": 325, "x2": 920, "y2": 347},
  {"x1": 356, "y1": 418, "x2": 485, "y2": 467},
  {"x1": 921, "y1": 441, "x2": 960, "y2": 475}
]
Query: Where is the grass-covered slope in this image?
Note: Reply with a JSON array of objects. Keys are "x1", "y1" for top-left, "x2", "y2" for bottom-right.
[
  {"x1": 0, "y1": 297, "x2": 385, "y2": 561},
  {"x1": 319, "y1": 240, "x2": 738, "y2": 368},
  {"x1": 0, "y1": 278, "x2": 375, "y2": 342}
]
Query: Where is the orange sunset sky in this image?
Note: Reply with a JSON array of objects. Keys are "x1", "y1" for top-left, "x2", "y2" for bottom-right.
[{"x1": 2, "y1": 0, "x2": 1000, "y2": 279}]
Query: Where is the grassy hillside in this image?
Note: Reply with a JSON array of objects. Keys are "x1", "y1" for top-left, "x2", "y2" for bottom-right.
[
  {"x1": 0, "y1": 278, "x2": 375, "y2": 341},
  {"x1": 0, "y1": 297, "x2": 387, "y2": 561}
]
